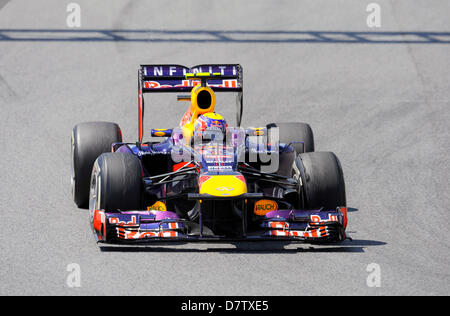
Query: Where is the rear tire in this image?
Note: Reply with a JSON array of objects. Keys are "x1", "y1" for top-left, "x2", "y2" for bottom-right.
[
  {"x1": 267, "y1": 122, "x2": 314, "y2": 154},
  {"x1": 71, "y1": 122, "x2": 122, "y2": 208},
  {"x1": 294, "y1": 152, "x2": 346, "y2": 210},
  {"x1": 90, "y1": 153, "x2": 142, "y2": 212}
]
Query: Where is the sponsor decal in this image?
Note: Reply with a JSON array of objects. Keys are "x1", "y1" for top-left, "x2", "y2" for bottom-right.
[
  {"x1": 270, "y1": 227, "x2": 328, "y2": 238},
  {"x1": 147, "y1": 201, "x2": 167, "y2": 212},
  {"x1": 143, "y1": 65, "x2": 237, "y2": 77},
  {"x1": 216, "y1": 187, "x2": 234, "y2": 192},
  {"x1": 109, "y1": 216, "x2": 137, "y2": 226},
  {"x1": 207, "y1": 165, "x2": 232, "y2": 171},
  {"x1": 204, "y1": 155, "x2": 233, "y2": 162},
  {"x1": 108, "y1": 215, "x2": 179, "y2": 239},
  {"x1": 120, "y1": 230, "x2": 179, "y2": 240},
  {"x1": 254, "y1": 200, "x2": 278, "y2": 216},
  {"x1": 143, "y1": 79, "x2": 238, "y2": 89},
  {"x1": 310, "y1": 214, "x2": 339, "y2": 223}
]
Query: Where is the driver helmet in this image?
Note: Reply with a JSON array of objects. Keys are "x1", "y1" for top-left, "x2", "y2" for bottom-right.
[{"x1": 193, "y1": 112, "x2": 228, "y2": 141}]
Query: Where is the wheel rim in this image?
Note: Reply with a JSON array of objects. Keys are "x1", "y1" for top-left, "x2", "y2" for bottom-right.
[{"x1": 89, "y1": 163, "x2": 100, "y2": 212}]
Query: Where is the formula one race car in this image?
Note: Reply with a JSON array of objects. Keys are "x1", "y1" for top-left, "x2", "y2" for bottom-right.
[{"x1": 71, "y1": 64, "x2": 348, "y2": 244}]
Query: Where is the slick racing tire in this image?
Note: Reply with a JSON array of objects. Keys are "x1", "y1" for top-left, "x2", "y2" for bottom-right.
[
  {"x1": 90, "y1": 153, "x2": 142, "y2": 212},
  {"x1": 294, "y1": 152, "x2": 346, "y2": 210},
  {"x1": 267, "y1": 122, "x2": 315, "y2": 154},
  {"x1": 71, "y1": 122, "x2": 122, "y2": 208}
]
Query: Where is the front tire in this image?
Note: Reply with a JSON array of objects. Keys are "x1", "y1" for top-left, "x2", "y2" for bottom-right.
[
  {"x1": 71, "y1": 122, "x2": 122, "y2": 208},
  {"x1": 90, "y1": 153, "x2": 142, "y2": 212},
  {"x1": 294, "y1": 152, "x2": 346, "y2": 210}
]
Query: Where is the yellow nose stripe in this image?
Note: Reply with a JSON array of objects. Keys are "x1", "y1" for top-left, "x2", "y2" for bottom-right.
[{"x1": 199, "y1": 175, "x2": 247, "y2": 197}]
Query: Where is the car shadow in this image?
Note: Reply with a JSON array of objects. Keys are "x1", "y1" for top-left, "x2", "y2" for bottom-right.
[{"x1": 99, "y1": 239, "x2": 386, "y2": 254}]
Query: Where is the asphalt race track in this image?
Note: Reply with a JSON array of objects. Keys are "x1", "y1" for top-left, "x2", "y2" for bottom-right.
[{"x1": 0, "y1": 0, "x2": 449, "y2": 295}]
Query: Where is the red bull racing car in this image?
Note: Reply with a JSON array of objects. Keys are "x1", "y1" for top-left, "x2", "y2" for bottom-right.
[{"x1": 71, "y1": 64, "x2": 348, "y2": 244}]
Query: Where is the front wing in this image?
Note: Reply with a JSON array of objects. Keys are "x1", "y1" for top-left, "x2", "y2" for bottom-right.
[{"x1": 91, "y1": 206, "x2": 348, "y2": 244}]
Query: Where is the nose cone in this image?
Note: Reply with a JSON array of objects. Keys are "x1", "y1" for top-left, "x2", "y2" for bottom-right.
[{"x1": 199, "y1": 174, "x2": 247, "y2": 197}]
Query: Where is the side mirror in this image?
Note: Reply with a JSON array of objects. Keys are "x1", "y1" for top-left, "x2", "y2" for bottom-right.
[{"x1": 151, "y1": 129, "x2": 173, "y2": 137}]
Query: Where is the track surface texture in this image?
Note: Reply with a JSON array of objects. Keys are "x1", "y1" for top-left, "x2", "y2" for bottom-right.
[{"x1": 0, "y1": 0, "x2": 449, "y2": 295}]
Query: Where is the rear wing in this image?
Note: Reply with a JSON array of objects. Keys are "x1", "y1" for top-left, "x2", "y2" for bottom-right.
[
  {"x1": 138, "y1": 64, "x2": 243, "y2": 142},
  {"x1": 139, "y1": 64, "x2": 243, "y2": 92}
]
